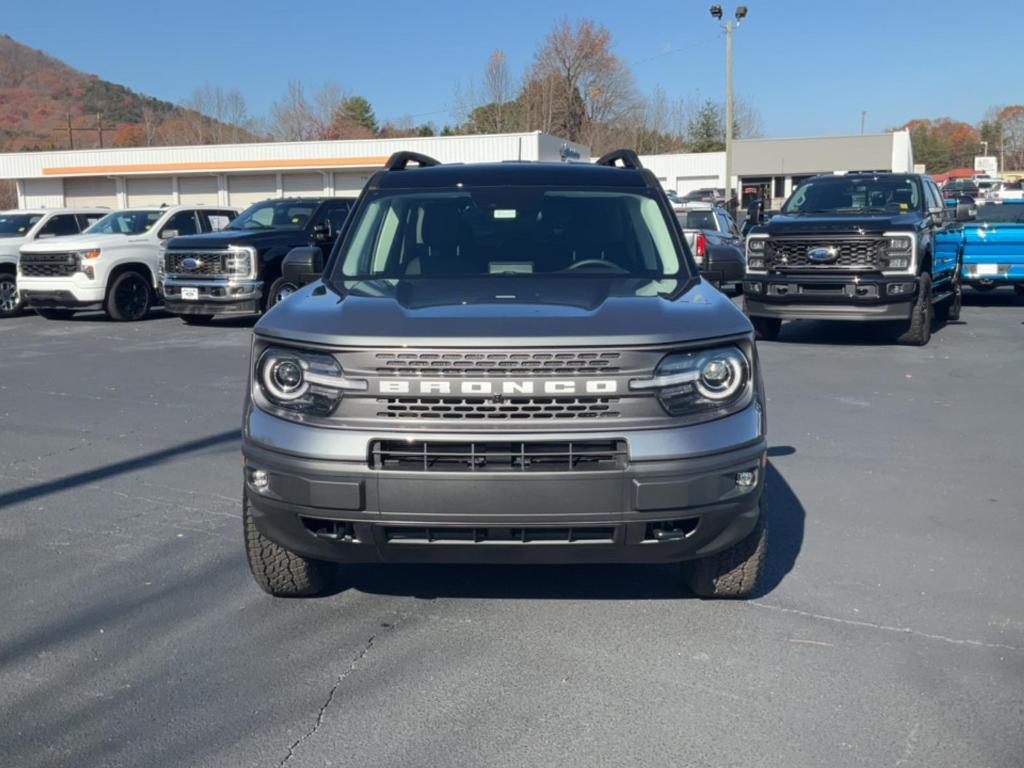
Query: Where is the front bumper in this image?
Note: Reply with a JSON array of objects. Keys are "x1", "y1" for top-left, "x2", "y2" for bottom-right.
[
  {"x1": 18, "y1": 276, "x2": 105, "y2": 307},
  {"x1": 243, "y1": 404, "x2": 766, "y2": 565},
  {"x1": 743, "y1": 273, "x2": 917, "y2": 321},
  {"x1": 162, "y1": 277, "x2": 263, "y2": 316}
]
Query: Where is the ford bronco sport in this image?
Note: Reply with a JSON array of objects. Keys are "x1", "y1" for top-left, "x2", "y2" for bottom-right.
[{"x1": 242, "y1": 151, "x2": 768, "y2": 599}]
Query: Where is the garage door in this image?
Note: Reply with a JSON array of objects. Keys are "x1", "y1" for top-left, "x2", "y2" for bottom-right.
[
  {"x1": 282, "y1": 173, "x2": 324, "y2": 197},
  {"x1": 64, "y1": 177, "x2": 117, "y2": 207},
  {"x1": 178, "y1": 176, "x2": 219, "y2": 205},
  {"x1": 333, "y1": 172, "x2": 369, "y2": 195},
  {"x1": 227, "y1": 175, "x2": 276, "y2": 207},
  {"x1": 126, "y1": 177, "x2": 173, "y2": 207}
]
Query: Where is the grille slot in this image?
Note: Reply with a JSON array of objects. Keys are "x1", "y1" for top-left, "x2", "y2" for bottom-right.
[
  {"x1": 384, "y1": 526, "x2": 616, "y2": 544},
  {"x1": 766, "y1": 238, "x2": 884, "y2": 270},
  {"x1": 377, "y1": 396, "x2": 621, "y2": 420},
  {"x1": 374, "y1": 350, "x2": 621, "y2": 377},
  {"x1": 20, "y1": 253, "x2": 77, "y2": 277},
  {"x1": 164, "y1": 250, "x2": 231, "y2": 278},
  {"x1": 370, "y1": 439, "x2": 628, "y2": 472}
]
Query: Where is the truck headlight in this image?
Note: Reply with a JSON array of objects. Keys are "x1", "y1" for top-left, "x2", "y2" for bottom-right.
[
  {"x1": 630, "y1": 345, "x2": 752, "y2": 421},
  {"x1": 225, "y1": 247, "x2": 254, "y2": 277},
  {"x1": 746, "y1": 236, "x2": 768, "y2": 273},
  {"x1": 74, "y1": 249, "x2": 100, "y2": 279},
  {"x1": 882, "y1": 233, "x2": 914, "y2": 272},
  {"x1": 255, "y1": 346, "x2": 366, "y2": 417}
]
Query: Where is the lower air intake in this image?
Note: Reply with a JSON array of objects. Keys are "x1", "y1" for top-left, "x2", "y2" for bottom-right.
[{"x1": 369, "y1": 439, "x2": 628, "y2": 472}]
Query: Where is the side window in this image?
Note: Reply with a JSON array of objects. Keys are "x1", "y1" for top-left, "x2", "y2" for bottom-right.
[
  {"x1": 36, "y1": 214, "x2": 80, "y2": 238},
  {"x1": 318, "y1": 202, "x2": 352, "y2": 237},
  {"x1": 202, "y1": 211, "x2": 234, "y2": 232},
  {"x1": 77, "y1": 213, "x2": 105, "y2": 231},
  {"x1": 160, "y1": 211, "x2": 200, "y2": 238}
]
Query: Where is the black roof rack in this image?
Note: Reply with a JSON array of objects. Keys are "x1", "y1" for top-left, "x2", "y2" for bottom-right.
[
  {"x1": 594, "y1": 149, "x2": 644, "y2": 170},
  {"x1": 384, "y1": 151, "x2": 441, "y2": 171}
]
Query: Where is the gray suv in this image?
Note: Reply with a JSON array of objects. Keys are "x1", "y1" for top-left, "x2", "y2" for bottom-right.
[{"x1": 241, "y1": 150, "x2": 768, "y2": 599}]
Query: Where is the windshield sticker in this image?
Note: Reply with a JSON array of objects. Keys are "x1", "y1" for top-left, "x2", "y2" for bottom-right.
[{"x1": 493, "y1": 209, "x2": 517, "y2": 219}]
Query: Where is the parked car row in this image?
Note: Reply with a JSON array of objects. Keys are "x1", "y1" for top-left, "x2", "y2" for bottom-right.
[{"x1": 2, "y1": 197, "x2": 353, "y2": 322}]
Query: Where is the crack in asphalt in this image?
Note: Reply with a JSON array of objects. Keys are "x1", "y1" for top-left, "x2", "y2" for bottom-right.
[{"x1": 277, "y1": 614, "x2": 408, "y2": 767}]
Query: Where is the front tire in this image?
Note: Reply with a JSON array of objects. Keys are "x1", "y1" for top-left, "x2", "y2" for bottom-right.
[
  {"x1": 894, "y1": 272, "x2": 932, "y2": 346},
  {"x1": 106, "y1": 271, "x2": 152, "y2": 321},
  {"x1": 750, "y1": 315, "x2": 782, "y2": 341},
  {"x1": 243, "y1": 496, "x2": 332, "y2": 597},
  {"x1": 0, "y1": 272, "x2": 23, "y2": 317},
  {"x1": 686, "y1": 500, "x2": 767, "y2": 599},
  {"x1": 35, "y1": 307, "x2": 76, "y2": 320},
  {"x1": 265, "y1": 276, "x2": 299, "y2": 311}
]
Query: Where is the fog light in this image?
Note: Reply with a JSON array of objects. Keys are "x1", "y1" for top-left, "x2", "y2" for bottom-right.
[
  {"x1": 735, "y1": 469, "x2": 757, "y2": 488},
  {"x1": 249, "y1": 468, "x2": 269, "y2": 490},
  {"x1": 743, "y1": 281, "x2": 763, "y2": 294},
  {"x1": 888, "y1": 283, "x2": 912, "y2": 295}
]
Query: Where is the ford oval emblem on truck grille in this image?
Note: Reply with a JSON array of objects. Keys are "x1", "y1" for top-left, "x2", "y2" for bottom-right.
[
  {"x1": 807, "y1": 246, "x2": 839, "y2": 263},
  {"x1": 181, "y1": 258, "x2": 201, "y2": 270}
]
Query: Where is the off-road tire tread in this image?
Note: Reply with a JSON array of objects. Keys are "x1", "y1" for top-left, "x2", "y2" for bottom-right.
[
  {"x1": 686, "y1": 502, "x2": 767, "y2": 599},
  {"x1": 243, "y1": 500, "x2": 329, "y2": 597}
]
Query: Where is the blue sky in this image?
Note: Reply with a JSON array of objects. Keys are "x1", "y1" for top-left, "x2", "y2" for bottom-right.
[{"x1": 4, "y1": 0, "x2": 1020, "y2": 138}]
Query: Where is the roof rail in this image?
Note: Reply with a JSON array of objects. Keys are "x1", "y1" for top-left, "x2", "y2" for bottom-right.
[
  {"x1": 384, "y1": 151, "x2": 441, "y2": 171},
  {"x1": 594, "y1": 149, "x2": 644, "y2": 170}
]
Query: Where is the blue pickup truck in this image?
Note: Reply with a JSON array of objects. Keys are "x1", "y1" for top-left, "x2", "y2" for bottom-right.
[{"x1": 936, "y1": 200, "x2": 1024, "y2": 297}]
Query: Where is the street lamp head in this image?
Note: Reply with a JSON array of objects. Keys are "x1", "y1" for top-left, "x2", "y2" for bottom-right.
[
  {"x1": 735, "y1": 6, "x2": 748, "y2": 19},
  {"x1": 710, "y1": 5, "x2": 723, "y2": 19}
]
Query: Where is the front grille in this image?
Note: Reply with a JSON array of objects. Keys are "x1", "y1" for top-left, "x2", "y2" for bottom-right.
[
  {"x1": 384, "y1": 526, "x2": 616, "y2": 544},
  {"x1": 20, "y1": 253, "x2": 77, "y2": 277},
  {"x1": 164, "y1": 250, "x2": 231, "y2": 278},
  {"x1": 377, "y1": 396, "x2": 621, "y2": 420},
  {"x1": 766, "y1": 238, "x2": 884, "y2": 270},
  {"x1": 370, "y1": 439, "x2": 628, "y2": 472},
  {"x1": 374, "y1": 350, "x2": 621, "y2": 377}
]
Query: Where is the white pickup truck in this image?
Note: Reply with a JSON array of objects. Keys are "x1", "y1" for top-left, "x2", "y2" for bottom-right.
[
  {"x1": 18, "y1": 204, "x2": 237, "y2": 321},
  {"x1": 0, "y1": 208, "x2": 108, "y2": 317}
]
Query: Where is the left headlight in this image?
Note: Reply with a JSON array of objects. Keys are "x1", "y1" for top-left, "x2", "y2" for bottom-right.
[
  {"x1": 255, "y1": 346, "x2": 367, "y2": 417},
  {"x1": 881, "y1": 232, "x2": 915, "y2": 273},
  {"x1": 630, "y1": 345, "x2": 752, "y2": 421}
]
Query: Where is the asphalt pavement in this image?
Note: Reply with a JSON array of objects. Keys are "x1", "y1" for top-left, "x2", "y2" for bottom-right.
[{"x1": 1, "y1": 290, "x2": 1022, "y2": 768}]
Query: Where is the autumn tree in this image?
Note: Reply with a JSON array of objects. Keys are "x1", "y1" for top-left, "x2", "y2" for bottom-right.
[{"x1": 269, "y1": 81, "x2": 349, "y2": 141}]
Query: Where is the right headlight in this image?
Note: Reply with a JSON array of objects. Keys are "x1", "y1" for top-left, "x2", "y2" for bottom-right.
[{"x1": 630, "y1": 345, "x2": 753, "y2": 421}]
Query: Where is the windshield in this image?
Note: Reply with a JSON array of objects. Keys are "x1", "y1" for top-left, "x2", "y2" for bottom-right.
[
  {"x1": 331, "y1": 189, "x2": 685, "y2": 281},
  {"x1": 227, "y1": 200, "x2": 317, "y2": 230},
  {"x1": 677, "y1": 210, "x2": 716, "y2": 230},
  {"x1": 784, "y1": 176, "x2": 923, "y2": 214},
  {"x1": 974, "y1": 203, "x2": 1024, "y2": 224},
  {"x1": 86, "y1": 210, "x2": 163, "y2": 236},
  {"x1": 0, "y1": 213, "x2": 43, "y2": 238}
]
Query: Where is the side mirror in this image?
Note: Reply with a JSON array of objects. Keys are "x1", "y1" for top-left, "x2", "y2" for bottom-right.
[
  {"x1": 160, "y1": 229, "x2": 179, "y2": 240},
  {"x1": 282, "y1": 246, "x2": 324, "y2": 287},
  {"x1": 954, "y1": 198, "x2": 976, "y2": 222}
]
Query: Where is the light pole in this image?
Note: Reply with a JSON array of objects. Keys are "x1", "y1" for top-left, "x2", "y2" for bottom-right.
[{"x1": 710, "y1": 5, "x2": 747, "y2": 213}]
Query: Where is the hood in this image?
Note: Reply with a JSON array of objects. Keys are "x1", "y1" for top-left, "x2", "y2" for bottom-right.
[
  {"x1": 0, "y1": 238, "x2": 25, "y2": 259},
  {"x1": 255, "y1": 277, "x2": 751, "y2": 348},
  {"x1": 759, "y1": 211, "x2": 921, "y2": 236},
  {"x1": 165, "y1": 227, "x2": 309, "y2": 251},
  {"x1": 18, "y1": 232, "x2": 130, "y2": 253}
]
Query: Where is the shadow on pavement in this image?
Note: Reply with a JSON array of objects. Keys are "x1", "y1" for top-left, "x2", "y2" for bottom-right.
[{"x1": 0, "y1": 429, "x2": 239, "y2": 510}]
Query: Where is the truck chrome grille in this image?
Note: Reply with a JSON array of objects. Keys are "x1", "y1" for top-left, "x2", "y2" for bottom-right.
[
  {"x1": 164, "y1": 250, "x2": 231, "y2": 278},
  {"x1": 370, "y1": 439, "x2": 628, "y2": 472},
  {"x1": 374, "y1": 350, "x2": 621, "y2": 377},
  {"x1": 766, "y1": 237, "x2": 884, "y2": 270},
  {"x1": 20, "y1": 252, "x2": 77, "y2": 277},
  {"x1": 377, "y1": 396, "x2": 621, "y2": 420}
]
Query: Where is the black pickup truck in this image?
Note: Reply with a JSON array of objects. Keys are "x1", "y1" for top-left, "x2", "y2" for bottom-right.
[
  {"x1": 161, "y1": 197, "x2": 352, "y2": 324},
  {"x1": 743, "y1": 173, "x2": 965, "y2": 346}
]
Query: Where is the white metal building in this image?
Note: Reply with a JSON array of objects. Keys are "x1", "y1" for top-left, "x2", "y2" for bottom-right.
[
  {"x1": 0, "y1": 132, "x2": 589, "y2": 210},
  {"x1": 643, "y1": 130, "x2": 915, "y2": 208}
]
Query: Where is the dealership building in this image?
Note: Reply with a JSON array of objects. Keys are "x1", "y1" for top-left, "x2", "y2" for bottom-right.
[
  {"x1": 0, "y1": 129, "x2": 913, "y2": 211},
  {"x1": 0, "y1": 132, "x2": 588, "y2": 210}
]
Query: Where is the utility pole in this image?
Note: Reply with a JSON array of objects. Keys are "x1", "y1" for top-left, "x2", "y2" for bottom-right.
[
  {"x1": 54, "y1": 112, "x2": 76, "y2": 150},
  {"x1": 710, "y1": 5, "x2": 747, "y2": 214},
  {"x1": 97, "y1": 113, "x2": 105, "y2": 148},
  {"x1": 861, "y1": 111, "x2": 867, "y2": 135}
]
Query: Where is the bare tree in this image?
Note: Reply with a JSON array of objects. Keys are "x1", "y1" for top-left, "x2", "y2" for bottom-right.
[
  {"x1": 484, "y1": 50, "x2": 513, "y2": 132},
  {"x1": 269, "y1": 81, "x2": 350, "y2": 141},
  {"x1": 184, "y1": 83, "x2": 258, "y2": 144}
]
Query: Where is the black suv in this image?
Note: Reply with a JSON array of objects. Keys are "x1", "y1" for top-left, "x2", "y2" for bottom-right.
[
  {"x1": 161, "y1": 197, "x2": 352, "y2": 323},
  {"x1": 241, "y1": 151, "x2": 769, "y2": 599},
  {"x1": 743, "y1": 173, "x2": 963, "y2": 346}
]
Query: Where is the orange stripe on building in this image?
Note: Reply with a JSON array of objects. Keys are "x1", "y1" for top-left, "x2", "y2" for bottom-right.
[{"x1": 42, "y1": 156, "x2": 390, "y2": 176}]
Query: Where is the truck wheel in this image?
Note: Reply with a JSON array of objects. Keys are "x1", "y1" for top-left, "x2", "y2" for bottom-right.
[
  {"x1": 35, "y1": 307, "x2": 76, "y2": 320},
  {"x1": 935, "y1": 271, "x2": 962, "y2": 323},
  {"x1": 894, "y1": 272, "x2": 932, "y2": 346},
  {"x1": 685, "y1": 500, "x2": 767, "y2": 599},
  {"x1": 0, "y1": 272, "x2": 23, "y2": 317},
  {"x1": 243, "y1": 496, "x2": 331, "y2": 597},
  {"x1": 182, "y1": 314, "x2": 215, "y2": 325},
  {"x1": 266, "y1": 276, "x2": 299, "y2": 310},
  {"x1": 106, "y1": 271, "x2": 152, "y2": 321},
  {"x1": 750, "y1": 315, "x2": 782, "y2": 341}
]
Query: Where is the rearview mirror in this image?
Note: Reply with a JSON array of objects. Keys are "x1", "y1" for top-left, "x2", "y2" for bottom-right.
[
  {"x1": 954, "y1": 198, "x2": 976, "y2": 222},
  {"x1": 282, "y1": 246, "x2": 324, "y2": 287}
]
